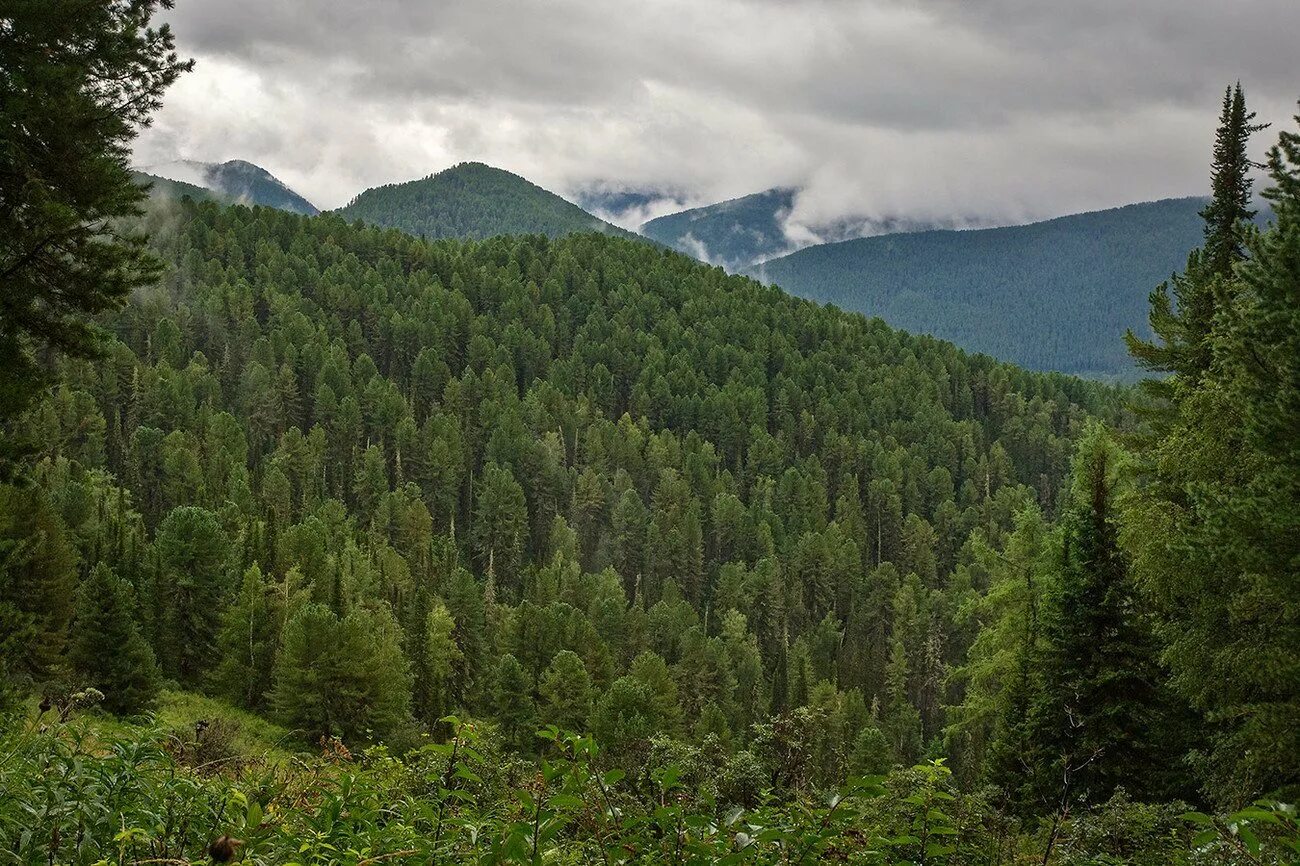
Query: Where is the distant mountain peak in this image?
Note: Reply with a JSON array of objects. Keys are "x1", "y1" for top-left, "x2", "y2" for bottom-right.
[
  {"x1": 336, "y1": 161, "x2": 643, "y2": 242},
  {"x1": 140, "y1": 158, "x2": 319, "y2": 215}
]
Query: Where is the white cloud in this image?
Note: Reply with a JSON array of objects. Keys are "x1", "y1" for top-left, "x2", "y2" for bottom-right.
[{"x1": 135, "y1": 0, "x2": 1300, "y2": 219}]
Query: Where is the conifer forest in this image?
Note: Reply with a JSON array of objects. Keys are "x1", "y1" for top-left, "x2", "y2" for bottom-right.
[{"x1": 1, "y1": 2, "x2": 1298, "y2": 863}]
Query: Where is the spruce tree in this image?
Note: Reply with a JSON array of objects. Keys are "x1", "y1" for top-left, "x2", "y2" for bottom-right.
[
  {"x1": 68, "y1": 564, "x2": 160, "y2": 715},
  {"x1": 1023, "y1": 427, "x2": 1175, "y2": 806},
  {"x1": 1202, "y1": 84, "x2": 1269, "y2": 280},
  {"x1": 1127, "y1": 83, "x2": 1266, "y2": 383}
]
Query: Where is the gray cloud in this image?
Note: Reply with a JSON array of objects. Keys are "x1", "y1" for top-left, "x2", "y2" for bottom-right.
[{"x1": 133, "y1": 0, "x2": 1300, "y2": 224}]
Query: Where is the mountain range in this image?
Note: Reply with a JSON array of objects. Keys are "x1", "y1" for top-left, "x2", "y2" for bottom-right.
[
  {"x1": 136, "y1": 155, "x2": 1229, "y2": 378},
  {"x1": 638, "y1": 187, "x2": 989, "y2": 272},
  {"x1": 751, "y1": 197, "x2": 1213, "y2": 378}
]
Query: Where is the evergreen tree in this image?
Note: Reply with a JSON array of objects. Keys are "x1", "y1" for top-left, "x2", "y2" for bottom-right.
[
  {"x1": 410, "y1": 601, "x2": 462, "y2": 728},
  {"x1": 491, "y1": 654, "x2": 537, "y2": 752},
  {"x1": 0, "y1": 0, "x2": 190, "y2": 434},
  {"x1": 1127, "y1": 83, "x2": 1266, "y2": 383},
  {"x1": 68, "y1": 563, "x2": 159, "y2": 715},
  {"x1": 153, "y1": 506, "x2": 232, "y2": 685},
  {"x1": 272, "y1": 602, "x2": 413, "y2": 743},
  {"x1": 0, "y1": 486, "x2": 77, "y2": 697},
  {"x1": 1202, "y1": 84, "x2": 1268, "y2": 280},
  {"x1": 539, "y1": 649, "x2": 593, "y2": 733},
  {"x1": 1024, "y1": 427, "x2": 1174, "y2": 806},
  {"x1": 211, "y1": 564, "x2": 280, "y2": 711},
  {"x1": 1143, "y1": 105, "x2": 1300, "y2": 801}
]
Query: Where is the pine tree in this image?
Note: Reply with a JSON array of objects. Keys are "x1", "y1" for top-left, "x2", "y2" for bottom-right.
[
  {"x1": 0, "y1": 0, "x2": 190, "y2": 435},
  {"x1": 68, "y1": 564, "x2": 160, "y2": 715},
  {"x1": 272, "y1": 602, "x2": 413, "y2": 743}
]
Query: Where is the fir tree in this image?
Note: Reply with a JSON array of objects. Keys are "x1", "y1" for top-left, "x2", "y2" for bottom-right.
[
  {"x1": 68, "y1": 564, "x2": 160, "y2": 715},
  {"x1": 1024, "y1": 427, "x2": 1175, "y2": 806},
  {"x1": 1127, "y1": 84, "x2": 1267, "y2": 383}
]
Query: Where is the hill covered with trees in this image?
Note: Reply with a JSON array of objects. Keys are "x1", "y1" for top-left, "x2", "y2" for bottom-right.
[
  {"x1": 337, "y1": 161, "x2": 641, "y2": 242},
  {"x1": 3, "y1": 1, "x2": 1298, "y2": 859},
  {"x1": 751, "y1": 198, "x2": 1214, "y2": 379},
  {"x1": 640, "y1": 187, "x2": 951, "y2": 271},
  {"x1": 142, "y1": 159, "x2": 320, "y2": 215}
]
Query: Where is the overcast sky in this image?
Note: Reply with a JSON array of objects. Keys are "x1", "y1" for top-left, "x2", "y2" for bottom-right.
[{"x1": 133, "y1": 0, "x2": 1300, "y2": 231}]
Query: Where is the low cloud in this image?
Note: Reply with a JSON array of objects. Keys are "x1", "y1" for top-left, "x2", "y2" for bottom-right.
[{"x1": 135, "y1": 0, "x2": 1300, "y2": 225}]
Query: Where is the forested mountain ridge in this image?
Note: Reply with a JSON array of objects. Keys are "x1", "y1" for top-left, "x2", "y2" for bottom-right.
[
  {"x1": 142, "y1": 159, "x2": 320, "y2": 215},
  {"x1": 750, "y1": 197, "x2": 1215, "y2": 378},
  {"x1": 337, "y1": 161, "x2": 643, "y2": 242},
  {"x1": 131, "y1": 170, "x2": 222, "y2": 204},
  {"x1": 6, "y1": 1, "x2": 1300, "y2": 860},
  {"x1": 640, "y1": 187, "x2": 955, "y2": 271},
  {"x1": 7, "y1": 195, "x2": 1129, "y2": 772}
]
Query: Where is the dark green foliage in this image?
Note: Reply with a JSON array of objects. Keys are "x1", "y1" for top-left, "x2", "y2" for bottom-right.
[
  {"x1": 210, "y1": 564, "x2": 280, "y2": 711},
  {"x1": 337, "y1": 161, "x2": 638, "y2": 241},
  {"x1": 1126, "y1": 104, "x2": 1300, "y2": 804},
  {"x1": 153, "y1": 506, "x2": 231, "y2": 686},
  {"x1": 1127, "y1": 85, "x2": 1267, "y2": 383},
  {"x1": 755, "y1": 198, "x2": 1223, "y2": 378},
  {"x1": 0, "y1": 485, "x2": 77, "y2": 699},
  {"x1": 271, "y1": 602, "x2": 413, "y2": 742},
  {"x1": 67, "y1": 563, "x2": 159, "y2": 715},
  {"x1": 1201, "y1": 85, "x2": 1268, "y2": 279},
  {"x1": 0, "y1": 0, "x2": 190, "y2": 425},
  {"x1": 1021, "y1": 427, "x2": 1180, "y2": 806}
]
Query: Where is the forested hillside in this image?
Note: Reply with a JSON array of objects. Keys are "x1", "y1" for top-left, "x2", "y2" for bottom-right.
[
  {"x1": 7, "y1": 199, "x2": 1122, "y2": 755},
  {"x1": 640, "y1": 188, "x2": 800, "y2": 269},
  {"x1": 338, "y1": 161, "x2": 639, "y2": 241},
  {"x1": 640, "y1": 187, "x2": 951, "y2": 271},
  {"x1": 3, "y1": 3, "x2": 1298, "y2": 859},
  {"x1": 144, "y1": 159, "x2": 320, "y2": 215},
  {"x1": 131, "y1": 170, "x2": 222, "y2": 204},
  {"x1": 752, "y1": 198, "x2": 1214, "y2": 378}
]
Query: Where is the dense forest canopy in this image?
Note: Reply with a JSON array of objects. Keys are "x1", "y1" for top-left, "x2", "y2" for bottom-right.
[
  {"x1": 337, "y1": 161, "x2": 642, "y2": 243},
  {"x1": 2, "y1": 2, "x2": 1298, "y2": 861},
  {"x1": 752, "y1": 197, "x2": 1221, "y2": 379}
]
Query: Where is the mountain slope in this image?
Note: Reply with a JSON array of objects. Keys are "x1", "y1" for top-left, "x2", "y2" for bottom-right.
[
  {"x1": 131, "y1": 170, "x2": 222, "y2": 203},
  {"x1": 752, "y1": 197, "x2": 1213, "y2": 378},
  {"x1": 337, "y1": 161, "x2": 639, "y2": 241},
  {"x1": 142, "y1": 159, "x2": 319, "y2": 215},
  {"x1": 641, "y1": 188, "x2": 798, "y2": 270},
  {"x1": 640, "y1": 188, "x2": 952, "y2": 271},
  {"x1": 17, "y1": 197, "x2": 1122, "y2": 769}
]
